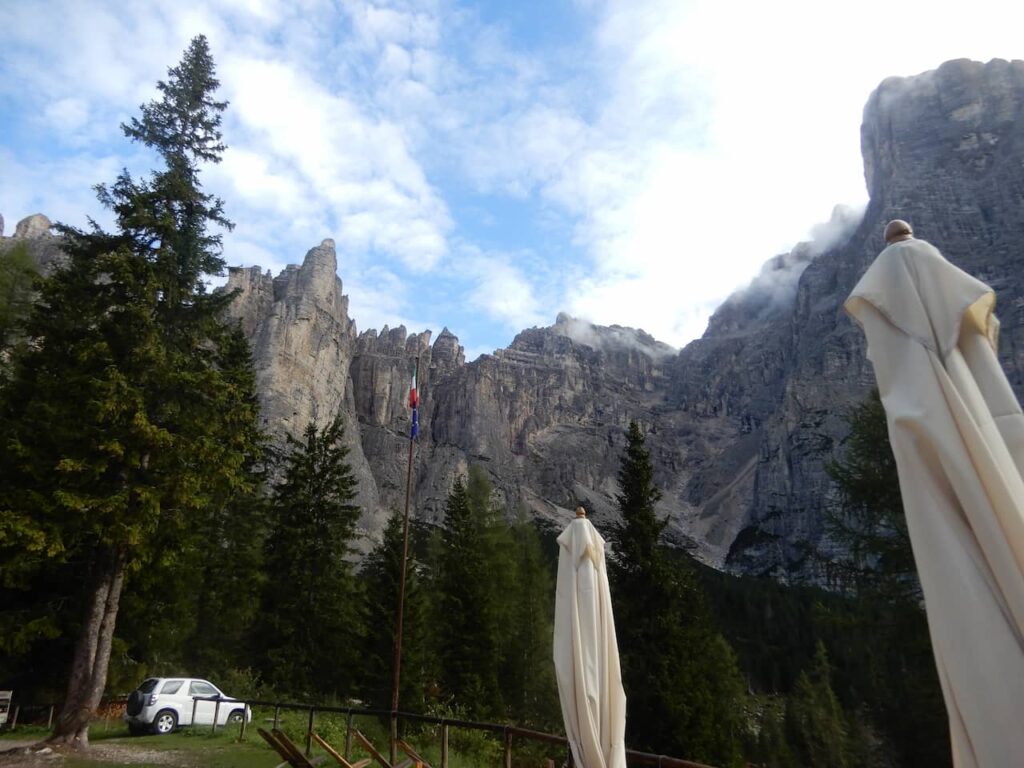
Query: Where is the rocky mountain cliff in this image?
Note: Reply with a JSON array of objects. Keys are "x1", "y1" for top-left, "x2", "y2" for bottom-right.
[
  {"x1": 8, "y1": 58, "x2": 1008, "y2": 577},
  {"x1": 223, "y1": 58, "x2": 1024, "y2": 573}
]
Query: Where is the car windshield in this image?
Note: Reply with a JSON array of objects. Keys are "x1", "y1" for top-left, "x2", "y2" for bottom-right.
[{"x1": 137, "y1": 679, "x2": 159, "y2": 694}]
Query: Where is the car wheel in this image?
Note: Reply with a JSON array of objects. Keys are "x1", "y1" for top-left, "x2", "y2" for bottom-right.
[
  {"x1": 227, "y1": 709, "x2": 244, "y2": 725},
  {"x1": 153, "y1": 709, "x2": 177, "y2": 735}
]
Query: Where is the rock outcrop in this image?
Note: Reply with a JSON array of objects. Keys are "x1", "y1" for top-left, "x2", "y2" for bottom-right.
[
  {"x1": 227, "y1": 58, "x2": 1024, "y2": 578},
  {"x1": 0, "y1": 213, "x2": 66, "y2": 273}
]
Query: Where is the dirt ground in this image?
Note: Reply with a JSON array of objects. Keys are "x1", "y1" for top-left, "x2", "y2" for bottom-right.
[{"x1": 0, "y1": 740, "x2": 188, "y2": 767}]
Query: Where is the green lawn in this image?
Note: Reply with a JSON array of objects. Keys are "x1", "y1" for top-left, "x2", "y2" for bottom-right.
[
  {"x1": 2, "y1": 724, "x2": 280, "y2": 768},
  {"x1": 2, "y1": 713, "x2": 563, "y2": 767}
]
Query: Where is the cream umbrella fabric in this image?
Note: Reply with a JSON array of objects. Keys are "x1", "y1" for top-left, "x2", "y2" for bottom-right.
[
  {"x1": 845, "y1": 236, "x2": 1024, "y2": 768},
  {"x1": 554, "y1": 510, "x2": 627, "y2": 768}
]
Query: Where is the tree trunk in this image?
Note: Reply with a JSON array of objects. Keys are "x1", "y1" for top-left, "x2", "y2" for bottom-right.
[{"x1": 50, "y1": 547, "x2": 127, "y2": 748}]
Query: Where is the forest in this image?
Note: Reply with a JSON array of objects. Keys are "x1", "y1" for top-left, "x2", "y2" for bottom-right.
[{"x1": 0, "y1": 37, "x2": 947, "y2": 768}]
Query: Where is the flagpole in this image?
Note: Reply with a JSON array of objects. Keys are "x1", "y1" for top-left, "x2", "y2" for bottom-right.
[{"x1": 391, "y1": 355, "x2": 419, "y2": 764}]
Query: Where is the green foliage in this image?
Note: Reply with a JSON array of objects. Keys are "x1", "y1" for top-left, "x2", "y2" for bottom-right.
[
  {"x1": 825, "y1": 388, "x2": 918, "y2": 601},
  {"x1": 358, "y1": 507, "x2": 432, "y2": 712},
  {"x1": 784, "y1": 642, "x2": 849, "y2": 768},
  {"x1": 0, "y1": 36, "x2": 265, "y2": 723},
  {"x1": 0, "y1": 240, "x2": 38, "y2": 350},
  {"x1": 611, "y1": 421, "x2": 666, "y2": 574},
  {"x1": 498, "y1": 509, "x2": 560, "y2": 729},
  {"x1": 429, "y1": 467, "x2": 559, "y2": 727},
  {"x1": 608, "y1": 422, "x2": 746, "y2": 766},
  {"x1": 822, "y1": 389, "x2": 949, "y2": 767},
  {"x1": 431, "y1": 471, "x2": 503, "y2": 717},
  {"x1": 255, "y1": 413, "x2": 362, "y2": 698}
]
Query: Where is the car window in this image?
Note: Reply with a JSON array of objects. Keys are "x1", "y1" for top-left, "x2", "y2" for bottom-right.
[
  {"x1": 160, "y1": 680, "x2": 183, "y2": 694},
  {"x1": 138, "y1": 679, "x2": 159, "y2": 694},
  {"x1": 189, "y1": 681, "x2": 218, "y2": 697}
]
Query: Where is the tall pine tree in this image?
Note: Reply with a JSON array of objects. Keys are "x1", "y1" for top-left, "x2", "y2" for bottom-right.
[
  {"x1": 609, "y1": 422, "x2": 746, "y2": 766},
  {"x1": 256, "y1": 413, "x2": 362, "y2": 698},
  {"x1": 0, "y1": 36, "x2": 263, "y2": 747}
]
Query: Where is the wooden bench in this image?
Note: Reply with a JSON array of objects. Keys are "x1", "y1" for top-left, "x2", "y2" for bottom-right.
[{"x1": 311, "y1": 731, "x2": 371, "y2": 768}]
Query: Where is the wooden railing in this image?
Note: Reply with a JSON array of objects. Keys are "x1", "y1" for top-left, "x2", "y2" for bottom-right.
[
  {"x1": 11, "y1": 696, "x2": 716, "y2": 768},
  {"x1": 228, "y1": 700, "x2": 716, "y2": 768}
]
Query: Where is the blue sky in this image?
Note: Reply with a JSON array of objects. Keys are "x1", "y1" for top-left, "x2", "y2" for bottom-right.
[{"x1": 2, "y1": 0, "x2": 1023, "y2": 360}]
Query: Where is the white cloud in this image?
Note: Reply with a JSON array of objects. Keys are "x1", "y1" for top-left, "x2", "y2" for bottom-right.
[
  {"x1": 461, "y1": 248, "x2": 546, "y2": 330},
  {"x1": 220, "y1": 53, "x2": 452, "y2": 270},
  {"x1": 5, "y1": 0, "x2": 1024, "y2": 357},
  {"x1": 441, "y1": 0, "x2": 1024, "y2": 347}
]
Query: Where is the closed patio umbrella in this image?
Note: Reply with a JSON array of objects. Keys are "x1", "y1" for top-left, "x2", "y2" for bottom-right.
[
  {"x1": 554, "y1": 507, "x2": 627, "y2": 768},
  {"x1": 845, "y1": 222, "x2": 1024, "y2": 767}
]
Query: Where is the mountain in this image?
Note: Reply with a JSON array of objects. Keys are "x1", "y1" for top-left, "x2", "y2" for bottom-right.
[
  {"x1": 224, "y1": 58, "x2": 1024, "y2": 575},
  {"x1": 9, "y1": 59, "x2": 1021, "y2": 579}
]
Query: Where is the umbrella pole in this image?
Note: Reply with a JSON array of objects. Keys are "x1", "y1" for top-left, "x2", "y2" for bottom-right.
[{"x1": 391, "y1": 356, "x2": 419, "y2": 765}]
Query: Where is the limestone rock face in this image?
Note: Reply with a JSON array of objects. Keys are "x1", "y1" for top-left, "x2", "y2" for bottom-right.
[
  {"x1": 224, "y1": 240, "x2": 385, "y2": 540},
  {"x1": 231, "y1": 58, "x2": 1024, "y2": 578},
  {"x1": 14, "y1": 213, "x2": 51, "y2": 239},
  {"x1": 722, "y1": 58, "x2": 1024, "y2": 576},
  {"x1": 0, "y1": 214, "x2": 66, "y2": 273}
]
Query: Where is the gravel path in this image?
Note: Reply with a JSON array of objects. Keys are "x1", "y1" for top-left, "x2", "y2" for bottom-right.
[{"x1": 0, "y1": 740, "x2": 190, "y2": 767}]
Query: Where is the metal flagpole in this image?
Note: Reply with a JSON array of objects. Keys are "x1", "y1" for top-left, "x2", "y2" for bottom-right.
[{"x1": 390, "y1": 355, "x2": 419, "y2": 765}]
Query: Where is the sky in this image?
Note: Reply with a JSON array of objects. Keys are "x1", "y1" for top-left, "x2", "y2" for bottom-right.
[{"x1": 2, "y1": 1, "x2": 1023, "y2": 361}]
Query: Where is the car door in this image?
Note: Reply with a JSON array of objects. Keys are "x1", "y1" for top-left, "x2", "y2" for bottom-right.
[{"x1": 188, "y1": 680, "x2": 220, "y2": 725}]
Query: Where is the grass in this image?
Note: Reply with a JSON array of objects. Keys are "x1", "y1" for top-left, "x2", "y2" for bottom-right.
[
  {"x1": 2, "y1": 723, "x2": 281, "y2": 768},
  {"x1": 2, "y1": 709, "x2": 566, "y2": 767}
]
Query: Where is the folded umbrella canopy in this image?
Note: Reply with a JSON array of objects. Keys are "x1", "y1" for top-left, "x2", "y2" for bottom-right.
[
  {"x1": 846, "y1": 226, "x2": 1024, "y2": 768},
  {"x1": 554, "y1": 508, "x2": 627, "y2": 768}
]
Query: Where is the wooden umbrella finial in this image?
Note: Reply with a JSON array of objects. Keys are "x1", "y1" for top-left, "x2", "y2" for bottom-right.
[
  {"x1": 884, "y1": 219, "x2": 914, "y2": 244},
  {"x1": 575, "y1": 506, "x2": 587, "y2": 518}
]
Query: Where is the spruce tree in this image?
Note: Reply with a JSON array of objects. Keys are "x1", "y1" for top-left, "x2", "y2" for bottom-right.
[
  {"x1": 608, "y1": 422, "x2": 746, "y2": 766},
  {"x1": 432, "y1": 471, "x2": 503, "y2": 717},
  {"x1": 183, "y1": 326, "x2": 268, "y2": 673},
  {"x1": 359, "y1": 509, "x2": 431, "y2": 712},
  {"x1": 0, "y1": 241, "x2": 38, "y2": 351},
  {"x1": 825, "y1": 389, "x2": 950, "y2": 766},
  {"x1": 256, "y1": 413, "x2": 362, "y2": 698},
  {"x1": 0, "y1": 36, "x2": 263, "y2": 747},
  {"x1": 784, "y1": 642, "x2": 849, "y2": 768},
  {"x1": 500, "y1": 510, "x2": 560, "y2": 728},
  {"x1": 825, "y1": 388, "x2": 916, "y2": 600}
]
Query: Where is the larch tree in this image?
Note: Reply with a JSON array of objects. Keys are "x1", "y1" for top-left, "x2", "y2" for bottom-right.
[{"x1": 0, "y1": 36, "x2": 263, "y2": 747}]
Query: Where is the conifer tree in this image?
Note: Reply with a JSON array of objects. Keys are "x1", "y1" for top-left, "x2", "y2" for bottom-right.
[
  {"x1": 608, "y1": 422, "x2": 745, "y2": 766},
  {"x1": 0, "y1": 36, "x2": 263, "y2": 747},
  {"x1": 825, "y1": 388, "x2": 916, "y2": 600},
  {"x1": 0, "y1": 241, "x2": 38, "y2": 351},
  {"x1": 784, "y1": 641, "x2": 849, "y2": 768},
  {"x1": 256, "y1": 413, "x2": 362, "y2": 697},
  {"x1": 183, "y1": 326, "x2": 268, "y2": 673},
  {"x1": 432, "y1": 470, "x2": 504, "y2": 717},
  {"x1": 825, "y1": 389, "x2": 950, "y2": 766},
  {"x1": 500, "y1": 510, "x2": 560, "y2": 728},
  {"x1": 359, "y1": 509, "x2": 432, "y2": 712}
]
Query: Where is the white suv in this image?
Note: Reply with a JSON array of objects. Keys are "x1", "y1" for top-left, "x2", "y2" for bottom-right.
[{"x1": 123, "y1": 677, "x2": 249, "y2": 735}]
